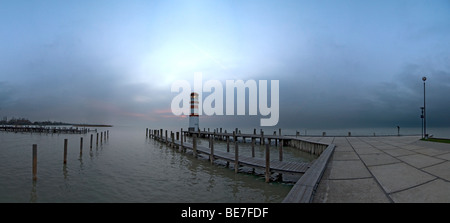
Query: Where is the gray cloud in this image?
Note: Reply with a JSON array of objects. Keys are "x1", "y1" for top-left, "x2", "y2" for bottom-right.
[{"x1": 1, "y1": 0, "x2": 449, "y2": 131}]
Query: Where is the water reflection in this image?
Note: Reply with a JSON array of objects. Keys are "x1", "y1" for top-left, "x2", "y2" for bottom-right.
[
  {"x1": 63, "y1": 165, "x2": 68, "y2": 179},
  {"x1": 30, "y1": 180, "x2": 37, "y2": 203},
  {"x1": 1, "y1": 126, "x2": 298, "y2": 202}
]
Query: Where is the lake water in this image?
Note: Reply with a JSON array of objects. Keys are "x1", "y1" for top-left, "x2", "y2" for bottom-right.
[
  {"x1": 0, "y1": 125, "x2": 317, "y2": 203},
  {"x1": 2, "y1": 125, "x2": 448, "y2": 203}
]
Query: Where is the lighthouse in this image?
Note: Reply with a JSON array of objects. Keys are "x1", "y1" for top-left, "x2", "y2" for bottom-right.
[{"x1": 189, "y1": 92, "x2": 199, "y2": 132}]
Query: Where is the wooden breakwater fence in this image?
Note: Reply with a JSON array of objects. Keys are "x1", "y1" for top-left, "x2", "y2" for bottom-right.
[
  {"x1": 30, "y1": 130, "x2": 110, "y2": 181},
  {"x1": 0, "y1": 126, "x2": 96, "y2": 134},
  {"x1": 146, "y1": 128, "x2": 335, "y2": 203}
]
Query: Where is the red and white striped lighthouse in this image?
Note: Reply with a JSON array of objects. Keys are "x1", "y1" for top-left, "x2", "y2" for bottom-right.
[{"x1": 189, "y1": 92, "x2": 199, "y2": 131}]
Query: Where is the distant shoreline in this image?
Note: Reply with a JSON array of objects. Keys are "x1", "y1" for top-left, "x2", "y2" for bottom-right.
[
  {"x1": 0, "y1": 117, "x2": 113, "y2": 127},
  {"x1": 72, "y1": 124, "x2": 113, "y2": 127}
]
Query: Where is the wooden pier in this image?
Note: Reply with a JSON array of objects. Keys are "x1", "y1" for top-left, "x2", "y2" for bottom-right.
[
  {"x1": 0, "y1": 126, "x2": 94, "y2": 134},
  {"x1": 182, "y1": 129, "x2": 330, "y2": 155},
  {"x1": 177, "y1": 140, "x2": 310, "y2": 174},
  {"x1": 147, "y1": 127, "x2": 335, "y2": 202},
  {"x1": 147, "y1": 128, "x2": 332, "y2": 180}
]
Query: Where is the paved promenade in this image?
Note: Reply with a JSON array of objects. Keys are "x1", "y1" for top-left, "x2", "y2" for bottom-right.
[{"x1": 299, "y1": 136, "x2": 450, "y2": 202}]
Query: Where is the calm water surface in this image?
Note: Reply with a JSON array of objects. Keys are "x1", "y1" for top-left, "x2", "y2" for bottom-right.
[{"x1": 0, "y1": 126, "x2": 316, "y2": 203}]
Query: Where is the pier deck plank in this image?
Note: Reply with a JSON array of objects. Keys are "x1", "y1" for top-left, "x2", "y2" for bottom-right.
[
  {"x1": 282, "y1": 144, "x2": 335, "y2": 203},
  {"x1": 158, "y1": 137, "x2": 310, "y2": 174},
  {"x1": 149, "y1": 129, "x2": 334, "y2": 203}
]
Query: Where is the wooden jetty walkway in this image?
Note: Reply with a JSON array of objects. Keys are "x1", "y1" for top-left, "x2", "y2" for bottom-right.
[
  {"x1": 146, "y1": 128, "x2": 335, "y2": 195},
  {"x1": 0, "y1": 125, "x2": 94, "y2": 134},
  {"x1": 179, "y1": 141, "x2": 310, "y2": 174}
]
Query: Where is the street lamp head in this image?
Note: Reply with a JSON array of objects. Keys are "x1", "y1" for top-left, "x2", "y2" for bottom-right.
[{"x1": 422, "y1": 76, "x2": 427, "y2": 81}]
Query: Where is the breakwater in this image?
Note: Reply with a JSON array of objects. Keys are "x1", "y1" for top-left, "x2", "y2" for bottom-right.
[{"x1": 0, "y1": 126, "x2": 95, "y2": 134}]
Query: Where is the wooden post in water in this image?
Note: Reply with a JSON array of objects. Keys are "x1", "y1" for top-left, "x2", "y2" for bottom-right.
[
  {"x1": 90, "y1": 134, "x2": 93, "y2": 150},
  {"x1": 176, "y1": 132, "x2": 180, "y2": 149},
  {"x1": 193, "y1": 134, "x2": 197, "y2": 157},
  {"x1": 101, "y1": 132, "x2": 103, "y2": 144},
  {"x1": 208, "y1": 133, "x2": 211, "y2": 148},
  {"x1": 234, "y1": 136, "x2": 239, "y2": 174},
  {"x1": 274, "y1": 131, "x2": 277, "y2": 146},
  {"x1": 96, "y1": 133, "x2": 99, "y2": 146},
  {"x1": 165, "y1": 130, "x2": 168, "y2": 143},
  {"x1": 251, "y1": 137, "x2": 255, "y2": 157},
  {"x1": 107, "y1": 130, "x2": 109, "y2": 139},
  {"x1": 80, "y1": 137, "x2": 83, "y2": 156},
  {"x1": 171, "y1": 132, "x2": 175, "y2": 148},
  {"x1": 279, "y1": 139, "x2": 283, "y2": 161},
  {"x1": 32, "y1": 144, "x2": 37, "y2": 181},
  {"x1": 210, "y1": 135, "x2": 214, "y2": 164},
  {"x1": 261, "y1": 130, "x2": 264, "y2": 145},
  {"x1": 104, "y1": 131, "x2": 106, "y2": 141},
  {"x1": 63, "y1": 139, "x2": 68, "y2": 164},
  {"x1": 146, "y1": 128, "x2": 148, "y2": 137},
  {"x1": 180, "y1": 129, "x2": 184, "y2": 150},
  {"x1": 227, "y1": 133, "x2": 230, "y2": 152},
  {"x1": 265, "y1": 144, "x2": 270, "y2": 183}
]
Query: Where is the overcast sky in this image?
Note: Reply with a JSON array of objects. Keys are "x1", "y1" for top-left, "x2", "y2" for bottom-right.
[{"x1": 0, "y1": 0, "x2": 449, "y2": 131}]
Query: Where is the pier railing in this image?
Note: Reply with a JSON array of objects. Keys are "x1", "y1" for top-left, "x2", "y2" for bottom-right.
[{"x1": 146, "y1": 128, "x2": 336, "y2": 202}]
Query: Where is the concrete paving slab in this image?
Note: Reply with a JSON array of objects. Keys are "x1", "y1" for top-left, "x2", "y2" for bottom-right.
[
  {"x1": 332, "y1": 138, "x2": 350, "y2": 144},
  {"x1": 359, "y1": 153, "x2": 400, "y2": 166},
  {"x1": 390, "y1": 179, "x2": 450, "y2": 203},
  {"x1": 436, "y1": 152, "x2": 450, "y2": 161},
  {"x1": 382, "y1": 148, "x2": 416, "y2": 157},
  {"x1": 334, "y1": 146, "x2": 354, "y2": 152},
  {"x1": 318, "y1": 137, "x2": 334, "y2": 144},
  {"x1": 423, "y1": 161, "x2": 450, "y2": 181},
  {"x1": 414, "y1": 140, "x2": 450, "y2": 151},
  {"x1": 415, "y1": 148, "x2": 449, "y2": 156},
  {"x1": 329, "y1": 160, "x2": 371, "y2": 180},
  {"x1": 310, "y1": 136, "x2": 450, "y2": 203},
  {"x1": 314, "y1": 178, "x2": 391, "y2": 203},
  {"x1": 400, "y1": 145, "x2": 426, "y2": 151},
  {"x1": 353, "y1": 147, "x2": 382, "y2": 155},
  {"x1": 397, "y1": 154, "x2": 445, "y2": 169},
  {"x1": 346, "y1": 138, "x2": 365, "y2": 144},
  {"x1": 333, "y1": 151, "x2": 359, "y2": 161},
  {"x1": 369, "y1": 162, "x2": 436, "y2": 193},
  {"x1": 374, "y1": 145, "x2": 398, "y2": 150}
]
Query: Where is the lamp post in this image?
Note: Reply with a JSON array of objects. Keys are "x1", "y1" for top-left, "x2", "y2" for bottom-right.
[
  {"x1": 422, "y1": 77, "x2": 427, "y2": 139},
  {"x1": 420, "y1": 107, "x2": 424, "y2": 139}
]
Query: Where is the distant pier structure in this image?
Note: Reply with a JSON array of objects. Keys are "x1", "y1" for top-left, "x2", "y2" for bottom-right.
[
  {"x1": 189, "y1": 92, "x2": 199, "y2": 132},
  {"x1": 0, "y1": 126, "x2": 93, "y2": 134}
]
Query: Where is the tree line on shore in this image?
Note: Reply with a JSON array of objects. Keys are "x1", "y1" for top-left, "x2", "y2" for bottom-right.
[{"x1": 0, "y1": 117, "x2": 72, "y2": 126}]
